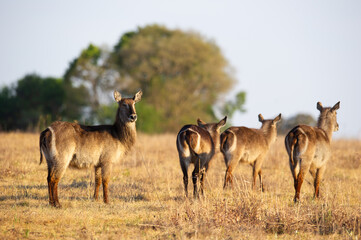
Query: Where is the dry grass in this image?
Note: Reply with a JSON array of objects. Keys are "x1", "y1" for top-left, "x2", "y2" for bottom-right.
[{"x1": 0, "y1": 132, "x2": 360, "y2": 239}]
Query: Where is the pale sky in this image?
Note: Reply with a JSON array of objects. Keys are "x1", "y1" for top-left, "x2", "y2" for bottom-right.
[{"x1": 1, "y1": 1, "x2": 360, "y2": 138}]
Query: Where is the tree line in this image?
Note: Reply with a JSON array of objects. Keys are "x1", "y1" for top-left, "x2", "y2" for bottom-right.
[
  {"x1": 1, "y1": 25, "x2": 245, "y2": 132},
  {"x1": 0, "y1": 24, "x2": 314, "y2": 133}
]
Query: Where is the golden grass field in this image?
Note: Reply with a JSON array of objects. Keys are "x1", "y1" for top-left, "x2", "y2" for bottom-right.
[{"x1": 0, "y1": 132, "x2": 360, "y2": 239}]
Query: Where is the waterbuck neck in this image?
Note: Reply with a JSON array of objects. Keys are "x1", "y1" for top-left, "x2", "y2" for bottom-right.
[
  {"x1": 317, "y1": 112, "x2": 334, "y2": 141},
  {"x1": 114, "y1": 108, "x2": 137, "y2": 153},
  {"x1": 209, "y1": 131, "x2": 220, "y2": 151},
  {"x1": 260, "y1": 122, "x2": 277, "y2": 145}
]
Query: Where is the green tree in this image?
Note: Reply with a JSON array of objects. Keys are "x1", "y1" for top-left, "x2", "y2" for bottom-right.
[
  {"x1": 15, "y1": 74, "x2": 65, "y2": 130},
  {"x1": 278, "y1": 113, "x2": 317, "y2": 135},
  {"x1": 0, "y1": 86, "x2": 18, "y2": 130},
  {"x1": 112, "y1": 24, "x2": 236, "y2": 131},
  {"x1": 222, "y1": 91, "x2": 246, "y2": 119},
  {"x1": 63, "y1": 59, "x2": 91, "y2": 122},
  {"x1": 0, "y1": 73, "x2": 89, "y2": 131},
  {"x1": 64, "y1": 44, "x2": 119, "y2": 123}
]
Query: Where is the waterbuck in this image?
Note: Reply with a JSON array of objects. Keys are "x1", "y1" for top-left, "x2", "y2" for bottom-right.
[
  {"x1": 39, "y1": 90, "x2": 142, "y2": 207},
  {"x1": 285, "y1": 101, "x2": 340, "y2": 202},
  {"x1": 221, "y1": 114, "x2": 281, "y2": 190},
  {"x1": 176, "y1": 117, "x2": 227, "y2": 198}
]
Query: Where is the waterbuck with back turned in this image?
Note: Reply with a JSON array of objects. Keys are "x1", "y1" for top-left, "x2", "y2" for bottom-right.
[
  {"x1": 285, "y1": 101, "x2": 340, "y2": 202},
  {"x1": 39, "y1": 90, "x2": 142, "y2": 207},
  {"x1": 221, "y1": 113, "x2": 281, "y2": 191},
  {"x1": 176, "y1": 117, "x2": 227, "y2": 198}
]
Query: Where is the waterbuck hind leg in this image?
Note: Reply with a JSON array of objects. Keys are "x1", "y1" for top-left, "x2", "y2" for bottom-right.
[
  {"x1": 192, "y1": 162, "x2": 200, "y2": 199},
  {"x1": 47, "y1": 168, "x2": 55, "y2": 206},
  {"x1": 224, "y1": 166, "x2": 234, "y2": 189},
  {"x1": 180, "y1": 158, "x2": 189, "y2": 198},
  {"x1": 47, "y1": 164, "x2": 67, "y2": 208},
  {"x1": 200, "y1": 169, "x2": 206, "y2": 196},
  {"x1": 94, "y1": 166, "x2": 102, "y2": 200},
  {"x1": 258, "y1": 169, "x2": 264, "y2": 192},
  {"x1": 224, "y1": 158, "x2": 239, "y2": 189},
  {"x1": 293, "y1": 175, "x2": 298, "y2": 196},
  {"x1": 183, "y1": 175, "x2": 189, "y2": 198},
  {"x1": 200, "y1": 162, "x2": 210, "y2": 196},
  {"x1": 52, "y1": 178, "x2": 62, "y2": 208},
  {"x1": 294, "y1": 165, "x2": 308, "y2": 203}
]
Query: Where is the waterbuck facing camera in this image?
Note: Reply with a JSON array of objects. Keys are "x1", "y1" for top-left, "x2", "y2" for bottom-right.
[{"x1": 39, "y1": 90, "x2": 142, "y2": 207}]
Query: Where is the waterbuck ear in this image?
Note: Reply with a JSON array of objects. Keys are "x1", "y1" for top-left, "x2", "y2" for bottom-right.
[
  {"x1": 273, "y1": 113, "x2": 282, "y2": 123},
  {"x1": 197, "y1": 118, "x2": 206, "y2": 126},
  {"x1": 133, "y1": 90, "x2": 143, "y2": 103},
  {"x1": 217, "y1": 116, "x2": 227, "y2": 129},
  {"x1": 317, "y1": 102, "x2": 323, "y2": 111},
  {"x1": 331, "y1": 101, "x2": 340, "y2": 112},
  {"x1": 114, "y1": 90, "x2": 122, "y2": 102},
  {"x1": 258, "y1": 114, "x2": 264, "y2": 122}
]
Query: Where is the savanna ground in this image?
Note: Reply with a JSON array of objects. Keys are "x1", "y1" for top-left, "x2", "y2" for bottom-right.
[{"x1": 0, "y1": 132, "x2": 360, "y2": 239}]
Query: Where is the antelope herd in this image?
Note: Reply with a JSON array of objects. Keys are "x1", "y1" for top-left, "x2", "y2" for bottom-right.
[{"x1": 39, "y1": 90, "x2": 340, "y2": 207}]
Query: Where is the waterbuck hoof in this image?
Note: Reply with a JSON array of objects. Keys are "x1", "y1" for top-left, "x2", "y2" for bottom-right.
[{"x1": 54, "y1": 202, "x2": 62, "y2": 208}]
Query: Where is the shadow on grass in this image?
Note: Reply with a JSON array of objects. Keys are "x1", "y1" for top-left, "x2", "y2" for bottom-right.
[
  {"x1": 114, "y1": 194, "x2": 148, "y2": 202},
  {"x1": 0, "y1": 184, "x2": 48, "y2": 202},
  {"x1": 0, "y1": 181, "x2": 149, "y2": 204}
]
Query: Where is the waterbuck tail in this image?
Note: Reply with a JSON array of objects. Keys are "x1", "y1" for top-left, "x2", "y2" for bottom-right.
[
  {"x1": 220, "y1": 130, "x2": 234, "y2": 154},
  {"x1": 220, "y1": 131, "x2": 228, "y2": 154},
  {"x1": 290, "y1": 138, "x2": 297, "y2": 167},
  {"x1": 286, "y1": 126, "x2": 308, "y2": 171},
  {"x1": 39, "y1": 128, "x2": 50, "y2": 165},
  {"x1": 184, "y1": 130, "x2": 200, "y2": 156}
]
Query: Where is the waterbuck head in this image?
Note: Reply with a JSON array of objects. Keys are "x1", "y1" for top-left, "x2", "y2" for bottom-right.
[
  {"x1": 317, "y1": 101, "x2": 340, "y2": 132},
  {"x1": 114, "y1": 90, "x2": 142, "y2": 124},
  {"x1": 258, "y1": 113, "x2": 282, "y2": 143},
  {"x1": 197, "y1": 116, "x2": 227, "y2": 149}
]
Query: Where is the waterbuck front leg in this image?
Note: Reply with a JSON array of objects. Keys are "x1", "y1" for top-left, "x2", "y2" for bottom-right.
[
  {"x1": 252, "y1": 157, "x2": 265, "y2": 192},
  {"x1": 101, "y1": 163, "x2": 112, "y2": 204},
  {"x1": 94, "y1": 166, "x2": 102, "y2": 200},
  {"x1": 314, "y1": 166, "x2": 326, "y2": 199},
  {"x1": 255, "y1": 155, "x2": 266, "y2": 192}
]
